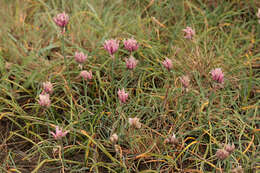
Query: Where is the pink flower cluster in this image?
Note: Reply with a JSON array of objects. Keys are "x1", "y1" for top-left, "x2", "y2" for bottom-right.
[
  {"x1": 210, "y1": 68, "x2": 224, "y2": 84},
  {"x1": 123, "y1": 38, "x2": 139, "y2": 52},
  {"x1": 104, "y1": 38, "x2": 139, "y2": 58},
  {"x1": 80, "y1": 70, "x2": 92, "y2": 81},
  {"x1": 51, "y1": 126, "x2": 69, "y2": 140},
  {"x1": 182, "y1": 26, "x2": 195, "y2": 39},
  {"x1": 180, "y1": 75, "x2": 190, "y2": 88},
  {"x1": 53, "y1": 12, "x2": 69, "y2": 28},
  {"x1": 38, "y1": 81, "x2": 53, "y2": 108},
  {"x1": 162, "y1": 57, "x2": 173, "y2": 71},
  {"x1": 73, "y1": 50, "x2": 92, "y2": 81},
  {"x1": 216, "y1": 143, "x2": 235, "y2": 160},
  {"x1": 118, "y1": 88, "x2": 128, "y2": 104},
  {"x1": 42, "y1": 81, "x2": 53, "y2": 94},
  {"x1": 38, "y1": 94, "x2": 51, "y2": 108},
  {"x1": 103, "y1": 39, "x2": 120, "y2": 58},
  {"x1": 75, "y1": 52, "x2": 87, "y2": 64},
  {"x1": 125, "y1": 56, "x2": 138, "y2": 70},
  {"x1": 164, "y1": 133, "x2": 178, "y2": 145},
  {"x1": 110, "y1": 133, "x2": 118, "y2": 143},
  {"x1": 128, "y1": 117, "x2": 141, "y2": 129}
]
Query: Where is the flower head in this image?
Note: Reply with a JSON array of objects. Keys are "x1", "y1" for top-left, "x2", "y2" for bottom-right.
[
  {"x1": 42, "y1": 81, "x2": 53, "y2": 94},
  {"x1": 50, "y1": 126, "x2": 69, "y2": 140},
  {"x1": 53, "y1": 12, "x2": 69, "y2": 28},
  {"x1": 162, "y1": 57, "x2": 173, "y2": 71},
  {"x1": 128, "y1": 117, "x2": 141, "y2": 129},
  {"x1": 123, "y1": 38, "x2": 139, "y2": 52},
  {"x1": 180, "y1": 75, "x2": 190, "y2": 88},
  {"x1": 38, "y1": 94, "x2": 51, "y2": 107},
  {"x1": 110, "y1": 133, "x2": 118, "y2": 143},
  {"x1": 216, "y1": 148, "x2": 229, "y2": 160},
  {"x1": 210, "y1": 68, "x2": 224, "y2": 84},
  {"x1": 75, "y1": 51, "x2": 87, "y2": 64},
  {"x1": 117, "y1": 88, "x2": 128, "y2": 104},
  {"x1": 182, "y1": 26, "x2": 195, "y2": 39},
  {"x1": 164, "y1": 132, "x2": 178, "y2": 145},
  {"x1": 80, "y1": 70, "x2": 92, "y2": 81},
  {"x1": 125, "y1": 56, "x2": 138, "y2": 70},
  {"x1": 104, "y1": 39, "x2": 119, "y2": 57},
  {"x1": 224, "y1": 143, "x2": 235, "y2": 153}
]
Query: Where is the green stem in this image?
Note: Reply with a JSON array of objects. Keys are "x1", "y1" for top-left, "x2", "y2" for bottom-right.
[
  {"x1": 163, "y1": 80, "x2": 170, "y2": 109},
  {"x1": 124, "y1": 71, "x2": 129, "y2": 88},
  {"x1": 111, "y1": 57, "x2": 115, "y2": 84},
  {"x1": 59, "y1": 140, "x2": 66, "y2": 172},
  {"x1": 62, "y1": 34, "x2": 66, "y2": 67},
  {"x1": 83, "y1": 79, "x2": 88, "y2": 107},
  {"x1": 61, "y1": 33, "x2": 70, "y2": 84},
  {"x1": 45, "y1": 110, "x2": 50, "y2": 138}
]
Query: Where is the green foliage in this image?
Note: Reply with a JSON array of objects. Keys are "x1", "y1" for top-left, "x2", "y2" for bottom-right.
[{"x1": 0, "y1": 0, "x2": 259, "y2": 172}]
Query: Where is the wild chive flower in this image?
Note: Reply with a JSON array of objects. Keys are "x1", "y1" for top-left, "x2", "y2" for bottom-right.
[
  {"x1": 51, "y1": 126, "x2": 69, "y2": 140},
  {"x1": 128, "y1": 117, "x2": 141, "y2": 129},
  {"x1": 53, "y1": 12, "x2": 69, "y2": 28},
  {"x1": 74, "y1": 51, "x2": 87, "y2": 64},
  {"x1": 224, "y1": 143, "x2": 235, "y2": 154},
  {"x1": 162, "y1": 57, "x2": 173, "y2": 71},
  {"x1": 42, "y1": 81, "x2": 53, "y2": 94},
  {"x1": 38, "y1": 94, "x2": 51, "y2": 107},
  {"x1": 125, "y1": 56, "x2": 138, "y2": 70},
  {"x1": 123, "y1": 38, "x2": 139, "y2": 52},
  {"x1": 182, "y1": 26, "x2": 195, "y2": 39},
  {"x1": 103, "y1": 39, "x2": 119, "y2": 58},
  {"x1": 210, "y1": 68, "x2": 224, "y2": 84},
  {"x1": 117, "y1": 88, "x2": 128, "y2": 104},
  {"x1": 164, "y1": 133, "x2": 178, "y2": 145},
  {"x1": 180, "y1": 75, "x2": 190, "y2": 88},
  {"x1": 216, "y1": 148, "x2": 229, "y2": 160},
  {"x1": 80, "y1": 70, "x2": 92, "y2": 81},
  {"x1": 110, "y1": 133, "x2": 118, "y2": 143}
]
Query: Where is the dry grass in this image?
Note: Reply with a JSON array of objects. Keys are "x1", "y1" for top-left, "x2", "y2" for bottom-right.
[{"x1": 0, "y1": 0, "x2": 259, "y2": 172}]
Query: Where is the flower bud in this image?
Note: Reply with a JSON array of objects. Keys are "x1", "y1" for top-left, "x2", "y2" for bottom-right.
[
  {"x1": 125, "y1": 56, "x2": 138, "y2": 70},
  {"x1": 50, "y1": 126, "x2": 69, "y2": 140},
  {"x1": 110, "y1": 133, "x2": 118, "y2": 143},
  {"x1": 128, "y1": 117, "x2": 141, "y2": 129},
  {"x1": 164, "y1": 133, "x2": 178, "y2": 145},
  {"x1": 118, "y1": 88, "x2": 128, "y2": 104},
  {"x1": 210, "y1": 68, "x2": 224, "y2": 84},
  {"x1": 80, "y1": 70, "x2": 92, "y2": 81},
  {"x1": 123, "y1": 38, "x2": 139, "y2": 52},
  {"x1": 224, "y1": 143, "x2": 235, "y2": 153},
  {"x1": 43, "y1": 81, "x2": 53, "y2": 94},
  {"x1": 216, "y1": 149, "x2": 229, "y2": 160},
  {"x1": 162, "y1": 57, "x2": 173, "y2": 71},
  {"x1": 180, "y1": 75, "x2": 190, "y2": 88},
  {"x1": 182, "y1": 26, "x2": 195, "y2": 39},
  {"x1": 75, "y1": 51, "x2": 87, "y2": 64},
  {"x1": 38, "y1": 94, "x2": 51, "y2": 108}
]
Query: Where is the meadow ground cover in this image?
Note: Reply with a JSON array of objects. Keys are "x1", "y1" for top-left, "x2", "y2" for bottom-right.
[{"x1": 0, "y1": 0, "x2": 259, "y2": 172}]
